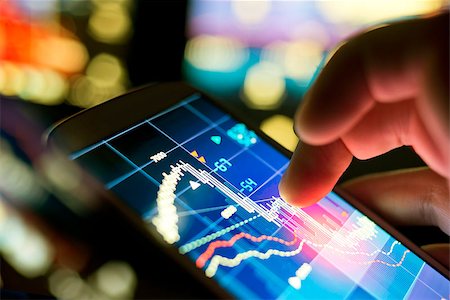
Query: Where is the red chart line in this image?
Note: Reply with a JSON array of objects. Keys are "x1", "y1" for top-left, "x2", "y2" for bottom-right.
[{"x1": 196, "y1": 231, "x2": 298, "y2": 268}]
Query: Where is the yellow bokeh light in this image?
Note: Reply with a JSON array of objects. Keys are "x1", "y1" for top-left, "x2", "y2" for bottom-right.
[
  {"x1": 34, "y1": 37, "x2": 89, "y2": 74},
  {"x1": 0, "y1": 64, "x2": 5, "y2": 92},
  {"x1": 20, "y1": 67, "x2": 47, "y2": 101},
  {"x1": 0, "y1": 201, "x2": 54, "y2": 278},
  {"x1": 260, "y1": 115, "x2": 298, "y2": 152},
  {"x1": 91, "y1": 0, "x2": 132, "y2": 8},
  {"x1": 242, "y1": 62, "x2": 285, "y2": 110},
  {"x1": 317, "y1": 0, "x2": 444, "y2": 25},
  {"x1": 185, "y1": 35, "x2": 249, "y2": 72},
  {"x1": 69, "y1": 53, "x2": 127, "y2": 107},
  {"x1": 284, "y1": 40, "x2": 323, "y2": 81},
  {"x1": 231, "y1": 0, "x2": 271, "y2": 25},
  {"x1": 88, "y1": 3, "x2": 132, "y2": 44},
  {"x1": 0, "y1": 64, "x2": 68, "y2": 105},
  {"x1": 69, "y1": 75, "x2": 125, "y2": 108},
  {"x1": 86, "y1": 53, "x2": 124, "y2": 86},
  {"x1": 0, "y1": 63, "x2": 26, "y2": 96},
  {"x1": 263, "y1": 40, "x2": 324, "y2": 82},
  {"x1": 94, "y1": 261, "x2": 137, "y2": 299},
  {"x1": 49, "y1": 268, "x2": 86, "y2": 300},
  {"x1": 38, "y1": 69, "x2": 69, "y2": 105}
]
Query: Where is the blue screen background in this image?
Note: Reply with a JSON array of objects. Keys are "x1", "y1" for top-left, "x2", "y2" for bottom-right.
[{"x1": 71, "y1": 94, "x2": 449, "y2": 299}]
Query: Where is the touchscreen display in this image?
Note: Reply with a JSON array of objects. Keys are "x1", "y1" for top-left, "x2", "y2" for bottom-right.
[{"x1": 70, "y1": 94, "x2": 449, "y2": 299}]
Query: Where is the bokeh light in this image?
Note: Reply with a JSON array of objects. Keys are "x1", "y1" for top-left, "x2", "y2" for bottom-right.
[
  {"x1": 33, "y1": 36, "x2": 88, "y2": 74},
  {"x1": 0, "y1": 0, "x2": 132, "y2": 107},
  {"x1": 317, "y1": 0, "x2": 444, "y2": 24},
  {"x1": 185, "y1": 35, "x2": 249, "y2": 72},
  {"x1": 93, "y1": 261, "x2": 137, "y2": 299},
  {"x1": 49, "y1": 268, "x2": 88, "y2": 300},
  {"x1": 0, "y1": 200, "x2": 54, "y2": 278},
  {"x1": 48, "y1": 261, "x2": 137, "y2": 300},
  {"x1": 88, "y1": 2, "x2": 132, "y2": 44},
  {"x1": 184, "y1": 0, "x2": 447, "y2": 114},
  {"x1": 0, "y1": 139, "x2": 47, "y2": 206},
  {"x1": 243, "y1": 62, "x2": 285, "y2": 110},
  {"x1": 260, "y1": 115, "x2": 298, "y2": 152},
  {"x1": 69, "y1": 53, "x2": 127, "y2": 107},
  {"x1": 231, "y1": 0, "x2": 271, "y2": 25}
]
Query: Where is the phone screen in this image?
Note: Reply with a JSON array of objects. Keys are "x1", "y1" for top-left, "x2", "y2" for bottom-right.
[{"x1": 70, "y1": 94, "x2": 449, "y2": 299}]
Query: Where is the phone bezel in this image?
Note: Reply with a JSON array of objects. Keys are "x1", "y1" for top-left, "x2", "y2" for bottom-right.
[{"x1": 45, "y1": 82, "x2": 449, "y2": 297}]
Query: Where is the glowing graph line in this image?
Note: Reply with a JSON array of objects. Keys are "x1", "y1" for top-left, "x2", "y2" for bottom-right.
[
  {"x1": 152, "y1": 165, "x2": 184, "y2": 244},
  {"x1": 205, "y1": 239, "x2": 307, "y2": 277},
  {"x1": 177, "y1": 204, "x2": 235, "y2": 217},
  {"x1": 359, "y1": 250, "x2": 411, "y2": 267},
  {"x1": 196, "y1": 231, "x2": 298, "y2": 268},
  {"x1": 204, "y1": 238, "x2": 409, "y2": 278},
  {"x1": 153, "y1": 160, "x2": 382, "y2": 265},
  {"x1": 309, "y1": 240, "x2": 402, "y2": 258},
  {"x1": 179, "y1": 215, "x2": 260, "y2": 254}
]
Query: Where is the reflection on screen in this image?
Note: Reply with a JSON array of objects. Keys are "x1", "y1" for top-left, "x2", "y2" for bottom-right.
[{"x1": 71, "y1": 95, "x2": 449, "y2": 299}]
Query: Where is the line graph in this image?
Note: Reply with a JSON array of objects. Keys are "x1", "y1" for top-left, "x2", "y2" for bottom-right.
[
  {"x1": 71, "y1": 95, "x2": 449, "y2": 299},
  {"x1": 196, "y1": 231, "x2": 299, "y2": 268},
  {"x1": 151, "y1": 158, "x2": 415, "y2": 283},
  {"x1": 179, "y1": 215, "x2": 260, "y2": 254},
  {"x1": 205, "y1": 239, "x2": 308, "y2": 278},
  {"x1": 203, "y1": 236, "x2": 411, "y2": 278}
]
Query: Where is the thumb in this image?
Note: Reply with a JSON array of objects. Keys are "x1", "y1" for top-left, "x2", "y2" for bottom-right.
[{"x1": 341, "y1": 167, "x2": 450, "y2": 235}]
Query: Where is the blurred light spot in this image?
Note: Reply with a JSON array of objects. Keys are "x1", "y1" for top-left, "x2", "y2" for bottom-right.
[
  {"x1": 0, "y1": 139, "x2": 47, "y2": 205},
  {"x1": 289, "y1": 20, "x2": 331, "y2": 48},
  {"x1": 0, "y1": 62, "x2": 26, "y2": 96},
  {"x1": 263, "y1": 40, "x2": 324, "y2": 82},
  {"x1": 86, "y1": 53, "x2": 124, "y2": 86},
  {"x1": 49, "y1": 268, "x2": 88, "y2": 300},
  {"x1": 69, "y1": 75, "x2": 126, "y2": 107},
  {"x1": 261, "y1": 41, "x2": 287, "y2": 70},
  {"x1": 185, "y1": 35, "x2": 249, "y2": 72},
  {"x1": 41, "y1": 154, "x2": 81, "y2": 192},
  {"x1": 231, "y1": 0, "x2": 271, "y2": 25},
  {"x1": 68, "y1": 76, "x2": 102, "y2": 107},
  {"x1": 91, "y1": 0, "x2": 132, "y2": 8},
  {"x1": 0, "y1": 201, "x2": 53, "y2": 278},
  {"x1": 69, "y1": 53, "x2": 127, "y2": 107},
  {"x1": 242, "y1": 62, "x2": 285, "y2": 110},
  {"x1": 19, "y1": 67, "x2": 47, "y2": 101},
  {"x1": 0, "y1": 63, "x2": 68, "y2": 105},
  {"x1": 88, "y1": 3, "x2": 132, "y2": 44},
  {"x1": 260, "y1": 115, "x2": 298, "y2": 152},
  {"x1": 36, "y1": 69, "x2": 69, "y2": 105},
  {"x1": 0, "y1": 65, "x2": 5, "y2": 92},
  {"x1": 34, "y1": 37, "x2": 88, "y2": 74},
  {"x1": 317, "y1": 0, "x2": 444, "y2": 24},
  {"x1": 94, "y1": 261, "x2": 137, "y2": 299},
  {"x1": 284, "y1": 40, "x2": 323, "y2": 81},
  {"x1": 39, "y1": 152, "x2": 96, "y2": 215}
]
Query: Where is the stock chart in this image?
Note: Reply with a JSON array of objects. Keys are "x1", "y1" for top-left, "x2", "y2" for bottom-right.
[{"x1": 71, "y1": 95, "x2": 449, "y2": 299}]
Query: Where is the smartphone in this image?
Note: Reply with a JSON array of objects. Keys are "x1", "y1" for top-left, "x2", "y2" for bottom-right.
[{"x1": 47, "y1": 82, "x2": 449, "y2": 299}]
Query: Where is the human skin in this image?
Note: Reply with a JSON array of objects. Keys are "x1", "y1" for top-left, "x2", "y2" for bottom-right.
[{"x1": 279, "y1": 11, "x2": 449, "y2": 266}]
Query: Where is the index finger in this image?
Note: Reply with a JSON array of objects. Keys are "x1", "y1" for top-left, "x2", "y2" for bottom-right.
[{"x1": 297, "y1": 15, "x2": 434, "y2": 145}]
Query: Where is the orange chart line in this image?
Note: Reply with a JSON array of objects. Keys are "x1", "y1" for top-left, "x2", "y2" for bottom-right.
[{"x1": 196, "y1": 231, "x2": 298, "y2": 268}]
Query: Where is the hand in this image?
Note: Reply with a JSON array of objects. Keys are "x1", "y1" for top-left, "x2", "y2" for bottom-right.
[{"x1": 279, "y1": 11, "x2": 449, "y2": 243}]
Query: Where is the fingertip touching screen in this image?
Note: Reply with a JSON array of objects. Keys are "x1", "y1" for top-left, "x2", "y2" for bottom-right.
[{"x1": 70, "y1": 94, "x2": 449, "y2": 299}]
